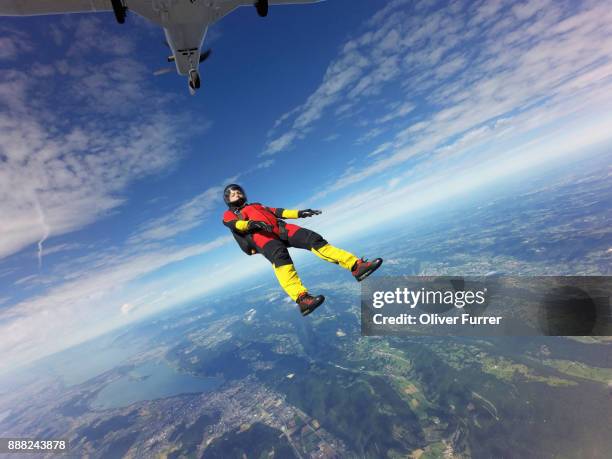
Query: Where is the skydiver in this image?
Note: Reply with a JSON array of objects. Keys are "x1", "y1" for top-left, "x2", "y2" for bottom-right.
[{"x1": 222, "y1": 184, "x2": 383, "y2": 316}]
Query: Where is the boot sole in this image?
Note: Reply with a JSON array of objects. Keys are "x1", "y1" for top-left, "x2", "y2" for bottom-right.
[
  {"x1": 300, "y1": 296, "x2": 325, "y2": 316},
  {"x1": 354, "y1": 258, "x2": 383, "y2": 282}
]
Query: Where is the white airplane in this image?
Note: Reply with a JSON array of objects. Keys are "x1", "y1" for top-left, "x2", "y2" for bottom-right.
[{"x1": 0, "y1": 0, "x2": 322, "y2": 95}]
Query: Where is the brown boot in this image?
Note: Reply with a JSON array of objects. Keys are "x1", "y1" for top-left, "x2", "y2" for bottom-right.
[
  {"x1": 351, "y1": 257, "x2": 383, "y2": 282},
  {"x1": 296, "y1": 292, "x2": 325, "y2": 316}
]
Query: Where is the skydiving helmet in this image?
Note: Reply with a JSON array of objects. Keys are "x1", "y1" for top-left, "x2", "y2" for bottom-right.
[{"x1": 223, "y1": 184, "x2": 247, "y2": 208}]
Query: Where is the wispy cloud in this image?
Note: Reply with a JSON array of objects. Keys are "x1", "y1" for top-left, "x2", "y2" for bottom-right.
[
  {"x1": 367, "y1": 0, "x2": 413, "y2": 27},
  {"x1": 128, "y1": 185, "x2": 224, "y2": 244},
  {"x1": 0, "y1": 234, "x2": 239, "y2": 373},
  {"x1": 355, "y1": 127, "x2": 384, "y2": 144},
  {"x1": 0, "y1": 18, "x2": 205, "y2": 262},
  {"x1": 32, "y1": 193, "x2": 50, "y2": 269},
  {"x1": 265, "y1": 0, "x2": 612, "y2": 198},
  {"x1": 262, "y1": 49, "x2": 369, "y2": 155},
  {"x1": 14, "y1": 274, "x2": 38, "y2": 287},
  {"x1": 0, "y1": 16, "x2": 237, "y2": 374},
  {"x1": 375, "y1": 101, "x2": 415, "y2": 124},
  {"x1": 0, "y1": 26, "x2": 33, "y2": 60},
  {"x1": 2, "y1": 0, "x2": 611, "y2": 376},
  {"x1": 34, "y1": 242, "x2": 84, "y2": 258},
  {"x1": 306, "y1": 114, "x2": 612, "y2": 248},
  {"x1": 0, "y1": 109, "x2": 185, "y2": 260}
]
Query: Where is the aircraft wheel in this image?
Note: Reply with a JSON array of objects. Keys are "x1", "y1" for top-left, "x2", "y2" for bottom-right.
[
  {"x1": 255, "y1": 0, "x2": 269, "y2": 17},
  {"x1": 189, "y1": 70, "x2": 201, "y2": 90},
  {"x1": 111, "y1": 0, "x2": 127, "y2": 24}
]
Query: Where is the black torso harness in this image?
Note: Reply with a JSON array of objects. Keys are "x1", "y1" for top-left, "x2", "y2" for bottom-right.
[{"x1": 230, "y1": 203, "x2": 288, "y2": 256}]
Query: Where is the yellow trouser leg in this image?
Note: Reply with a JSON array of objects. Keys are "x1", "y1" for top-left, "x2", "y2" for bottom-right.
[
  {"x1": 273, "y1": 264, "x2": 308, "y2": 301},
  {"x1": 311, "y1": 244, "x2": 359, "y2": 271}
]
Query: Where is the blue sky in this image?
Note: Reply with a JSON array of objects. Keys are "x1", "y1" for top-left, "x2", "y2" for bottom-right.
[{"x1": 1, "y1": 0, "x2": 612, "y2": 373}]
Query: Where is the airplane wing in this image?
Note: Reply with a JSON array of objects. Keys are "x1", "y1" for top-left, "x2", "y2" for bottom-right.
[
  {"x1": 0, "y1": 0, "x2": 111, "y2": 15},
  {"x1": 0, "y1": 0, "x2": 323, "y2": 23},
  {"x1": 0, "y1": 0, "x2": 161, "y2": 27},
  {"x1": 211, "y1": 0, "x2": 323, "y2": 25},
  {"x1": 263, "y1": 0, "x2": 324, "y2": 4}
]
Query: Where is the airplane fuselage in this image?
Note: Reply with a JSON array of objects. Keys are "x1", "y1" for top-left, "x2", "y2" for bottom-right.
[
  {"x1": 135, "y1": 1, "x2": 214, "y2": 76},
  {"x1": 164, "y1": 23, "x2": 207, "y2": 76},
  {"x1": 0, "y1": 0, "x2": 323, "y2": 94}
]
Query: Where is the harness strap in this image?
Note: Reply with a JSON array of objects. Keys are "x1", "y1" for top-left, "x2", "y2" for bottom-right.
[
  {"x1": 233, "y1": 207, "x2": 244, "y2": 219},
  {"x1": 277, "y1": 219, "x2": 289, "y2": 242},
  {"x1": 235, "y1": 205, "x2": 288, "y2": 241}
]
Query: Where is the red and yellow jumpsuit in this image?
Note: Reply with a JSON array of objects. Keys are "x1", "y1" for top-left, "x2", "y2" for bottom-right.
[{"x1": 223, "y1": 203, "x2": 358, "y2": 301}]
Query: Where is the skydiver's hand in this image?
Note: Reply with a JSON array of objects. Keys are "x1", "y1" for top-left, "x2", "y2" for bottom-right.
[
  {"x1": 298, "y1": 209, "x2": 322, "y2": 218},
  {"x1": 248, "y1": 221, "x2": 273, "y2": 233}
]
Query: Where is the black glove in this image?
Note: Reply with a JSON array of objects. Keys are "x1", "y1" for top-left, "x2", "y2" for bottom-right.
[
  {"x1": 248, "y1": 221, "x2": 273, "y2": 233},
  {"x1": 298, "y1": 209, "x2": 322, "y2": 218}
]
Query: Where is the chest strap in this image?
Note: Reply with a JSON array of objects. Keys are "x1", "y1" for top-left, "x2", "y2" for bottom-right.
[
  {"x1": 277, "y1": 219, "x2": 288, "y2": 241},
  {"x1": 235, "y1": 206, "x2": 288, "y2": 241}
]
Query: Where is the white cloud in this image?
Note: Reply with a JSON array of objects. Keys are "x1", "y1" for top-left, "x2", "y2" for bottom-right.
[
  {"x1": 286, "y1": 2, "x2": 612, "y2": 208},
  {"x1": 0, "y1": 19, "x2": 205, "y2": 262},
  {"x1": 34, "y1": 242, "x2": 84, "y2": 257},
  {"x1": 120, "y1": 302, "x2": 135, "y2": 315},
  {"x1": 14, "y1": 274, "x2": 38, "y2": 286},
  {"x1": 367, "y1": 0, "x2": 412, "y2": 27},
  {"x1": 0, "y1": 235, "x2": 237, "y2": 373},
  {"x1": 262, "y1": 0, "x2": 612, "y2": 178},
  {"x1": 355, "y1": 127, "x2": 384, "y2": 144},
  {"x1": 323, "y1": 133, "x2": 340, "y2": 142},
  {"x1": 66, "y1": 17, "x2": 135, "y2": 57},
  {"x1": 387, "y1": 177, "x2": 401, "y2": 189},
  {"x1": 263, "y1": 49, "x2": 369, "y2": 155},
  {"x1": 2, "y1": 0, "x2": 612, "y2": 378},
  {"x1": 0, "y1": 112, "x2": 184, "y2": 260},
  {"x1": 264, "y1": 131, "x2": 298, "y2": 155},
  {"x1": 309, "y1": 113, "x2": 612, "y2": 247},
  {"x1": 47, "y1": 23, "x2": 64, "y2": 46},
  {"x1": 128, "y1": 185, "x2": 224, "y2": 244},
  {"x1": 375, "y1": 101, "x2": 415, "y2": 124},
  {"x1": 311, "y1": 0, "x2": 612, "y2": 196},
  {"x1": 0, "y1": 27, "x2": 33, "y2": 60},
  {"x1": 367, "y1": 141, "x2": 393, "y2": 157}
]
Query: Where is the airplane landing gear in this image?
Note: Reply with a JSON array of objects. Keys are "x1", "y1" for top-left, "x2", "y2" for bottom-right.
[
  {"x1": 255, "y1": 0, "x2": 269, "y2": 17},
  {"x1": 188, "y1": 69, "x2": 200, "y2": 95},
  {"x1": 111, "y1": 0, "x2": 127, "y2": 24}
]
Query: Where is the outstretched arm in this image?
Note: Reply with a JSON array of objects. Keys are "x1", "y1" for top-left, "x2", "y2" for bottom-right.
[{"x1": 265, "y1": 207, "x2": 322, "y2": 219}]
